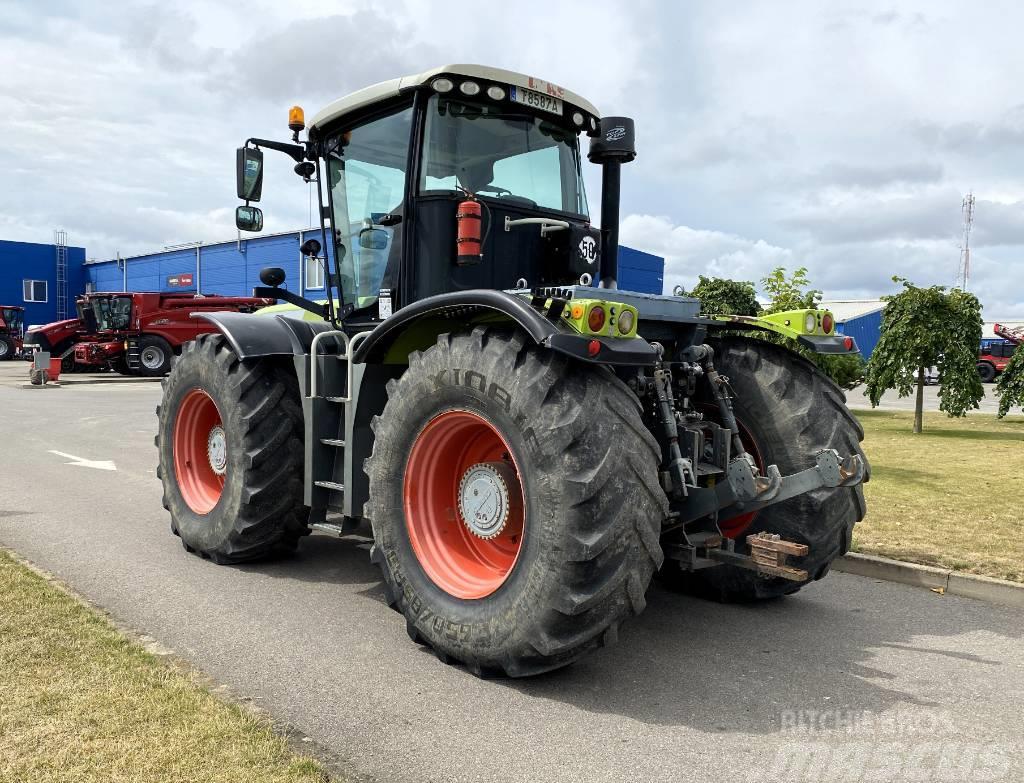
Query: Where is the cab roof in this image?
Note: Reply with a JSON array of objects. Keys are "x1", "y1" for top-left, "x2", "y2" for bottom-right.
[{"x1": 309, "y1": 64, "x2": 600, "y2": 131}]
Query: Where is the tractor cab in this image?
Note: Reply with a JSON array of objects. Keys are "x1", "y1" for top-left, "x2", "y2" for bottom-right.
[
  {"x1": 0, "y1": 305, "x2": 24, "y2": 359},
  {"x1": 235, "y1": 65, "x2": 631, "y2": 324},
  {"x1": 0, "y1": 305, "x2": 24, "y2": 336},
  {"x1": 87, "y1": 294, "x2": 133, "y2": 332}
]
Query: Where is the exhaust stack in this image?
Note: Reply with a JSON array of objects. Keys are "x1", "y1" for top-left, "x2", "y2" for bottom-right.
[{"x1": 588, "y1": 117, "x2": 636, "y2": 290}]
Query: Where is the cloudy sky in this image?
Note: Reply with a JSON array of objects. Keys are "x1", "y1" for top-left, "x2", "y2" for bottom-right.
[{"x1": 2, "y1": 0, "x2": 1023, "y2": 316}]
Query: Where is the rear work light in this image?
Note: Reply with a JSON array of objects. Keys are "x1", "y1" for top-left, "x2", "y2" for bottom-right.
[
  {"x1": 617, "y1": 309, "x2": 635, "y2": 335},
  {"x1": 588, "y1": 305, "x2": 606, "y2": 333},
  {"x1": 822, "y1": 312, "x2": 834, "y2": 334}
]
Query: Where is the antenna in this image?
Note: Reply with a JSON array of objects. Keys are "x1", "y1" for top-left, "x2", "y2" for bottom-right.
[{"x1": 958, "y1": 192, "x2": 975, "y2": 290}]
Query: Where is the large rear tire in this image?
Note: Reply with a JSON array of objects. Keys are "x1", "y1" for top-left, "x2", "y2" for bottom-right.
[
  {"x1": 365, "y1": 328, "x2": 668, "y2": 676},
  {"x1": 0, "y1": 337, "x2": 13, "y2": 360},
  {"x1": 977, "y1": 362, "x2": 997, "y2": 383},
  {"x1": 156, "y1": 333, "x2": 307, "y2": 563},
  {"x1": 661, "y1": 336, "x2": 868, "y2": 602}
]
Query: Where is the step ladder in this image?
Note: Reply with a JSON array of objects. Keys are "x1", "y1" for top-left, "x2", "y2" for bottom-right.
[
  {"x1": 306, "y1": 329, "x2": 369, "y2": 531},
  {"x1": 125, "y1": 338, "x2": 141, "y2": 371}
]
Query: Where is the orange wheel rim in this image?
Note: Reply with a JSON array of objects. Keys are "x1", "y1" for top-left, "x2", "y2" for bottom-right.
[
  {"x1": 403, "y1": 410, "x2": 526, "y2": 599},
  {"x1": 173, "y1": 389, "x2": 226, "y2": 515}
]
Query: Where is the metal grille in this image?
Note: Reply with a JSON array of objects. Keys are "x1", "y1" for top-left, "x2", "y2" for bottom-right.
[{"x1": 54, "y1": 229, "x2": 68, "y2": 320}]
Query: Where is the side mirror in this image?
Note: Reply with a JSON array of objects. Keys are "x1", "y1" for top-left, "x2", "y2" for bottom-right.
[
  {"x1": 300, "y1": 237, "x2": 322, "y2": 258},
  {"x1": 236, "y1": 205, "x2": 264, "y2": 232},
  {"x1": 236, "y1": 146, "x2": 264, "y2": 202},
  {"x1": 359, "y1": 227, "x2": 389, "y2": 250},
  {"x1": 259, "y1": 267, "x2": 286, "y2": 287}
]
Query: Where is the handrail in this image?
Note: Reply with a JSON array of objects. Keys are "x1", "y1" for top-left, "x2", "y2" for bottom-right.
[
  {"x1": 309, "y1": 329, "x2": 371, "y2": 402},
  {"x1": 309, "y1": 330, "x2": 347, "y2": 399},
  {"x1": 504, "y1": 216, "x2": 570, "y2": 237}
]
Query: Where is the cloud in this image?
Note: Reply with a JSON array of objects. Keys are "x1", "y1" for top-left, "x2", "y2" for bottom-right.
[
  {"x1": 218, "y1": 12, "x2": 440, "y2": 105},
  {"x1": 1, "y1": 0, "x2": 1023, "y2": 321},
  {"x1": 619, "y1": 214, "x2": 794, "y2": 294}
]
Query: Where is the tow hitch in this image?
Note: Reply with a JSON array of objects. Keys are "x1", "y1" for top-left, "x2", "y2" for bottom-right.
[{"x1": 709, "y1": 533, "x2": 811, "y2": 581}]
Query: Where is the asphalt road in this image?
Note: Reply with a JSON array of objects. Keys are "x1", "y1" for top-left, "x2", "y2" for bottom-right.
[
  {"x1": 847, "y1": 382, "x2": 1004, "y2": 414},
  {"x1": 2, "y1": 362, "x2": 1022, "y2": 783}
]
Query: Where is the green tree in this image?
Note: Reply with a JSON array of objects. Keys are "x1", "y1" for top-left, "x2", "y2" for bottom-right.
[
  {"x1": 685, "y1": 276, "x2": 761, "y2": 316},
  {"x1": 864, "y1": 278, "x2": 984, "y2": 433},
  {"x1": 995, "y1": 344, "x2": 1024, "y2": 418},
  {"x1": 760, "y1": 267, "x2": 822, "y2": 313}
]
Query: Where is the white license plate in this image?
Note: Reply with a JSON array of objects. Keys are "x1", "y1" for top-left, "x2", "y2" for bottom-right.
[{"x1": 510, "y1": 86, "x2": 563, "y2": 115}]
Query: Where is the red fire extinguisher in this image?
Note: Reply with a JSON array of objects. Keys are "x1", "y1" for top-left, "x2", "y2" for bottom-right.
[{"x1": 456, "y1": 198, "x2": 482, "y2": 266}]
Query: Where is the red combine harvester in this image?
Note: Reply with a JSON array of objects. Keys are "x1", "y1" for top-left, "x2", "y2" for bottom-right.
[
  {"x1": 26, "y1": 292, "x2": 273, "y2": 376},
  {"x1": 0, "y1": 305, "x2": 25, "y2": 360},
  {"x1": 977, "y1": 323, "x2": 1023, "y2": 383}
]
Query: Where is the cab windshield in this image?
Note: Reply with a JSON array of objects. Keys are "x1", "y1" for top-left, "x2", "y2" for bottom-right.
[
  {"x1": 420, "y1": 95, "x2": 589, "y2": 215},
  {"x1": 92, "y1": 296, "x2": 132, "y2": 331}
]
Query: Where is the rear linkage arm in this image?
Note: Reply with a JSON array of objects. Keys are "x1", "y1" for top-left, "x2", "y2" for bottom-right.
[{"x1": 654, "y1": 343, "x2": 866, "y2": 581}]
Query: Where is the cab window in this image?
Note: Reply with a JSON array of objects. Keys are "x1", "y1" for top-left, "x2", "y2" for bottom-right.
[{"x1": 326, "y1": 105, "x2": 413, "y2": 313}]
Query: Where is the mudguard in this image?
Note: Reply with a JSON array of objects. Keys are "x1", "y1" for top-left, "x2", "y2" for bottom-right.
[
  {"x1": 193, "y1": 311, "x2": 334, "y2": 359},
  {"x1": 353, "y1": 289, "x2": 658, "y2": 366}
]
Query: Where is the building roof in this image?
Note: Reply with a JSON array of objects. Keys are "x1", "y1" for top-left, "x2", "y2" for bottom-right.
[
  {"x1": 818, "y1": 299, "x2": 886, "y2": 322},
  {"x1": 310, "y1": 64, "x2": 600, "y2": 131}
]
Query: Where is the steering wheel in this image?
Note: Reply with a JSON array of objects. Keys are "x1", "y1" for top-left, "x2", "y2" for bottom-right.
[{"x1": 474, "y1": 185, "x2": 513, "y2": 197}]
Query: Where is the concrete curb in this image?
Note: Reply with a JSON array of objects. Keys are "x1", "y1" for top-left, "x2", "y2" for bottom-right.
[{"x1": 834, "y1": 553, "x2": 1024, "y2": 609}]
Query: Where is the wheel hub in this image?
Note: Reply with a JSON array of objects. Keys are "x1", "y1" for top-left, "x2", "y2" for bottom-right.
[
  {"x1": 207, "y1": 425, "x2": 227, "y2": 475},
  {"x1": 141, "y1": 347, "x2": 163, "y2": 369},
  {"x1": 458, "y1": 462, "x2": 513, "y2": 539}
]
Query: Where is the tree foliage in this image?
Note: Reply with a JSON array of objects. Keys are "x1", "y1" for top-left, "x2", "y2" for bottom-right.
[
  {"x1": 686, "y1": 276, "x2": 761, "y2": 316},
  {"x1": 995, "y1": 344, "x2": 1024, "y2": 418},
  {"x1": 760, "y1": 267, "x2": 822, "y2": 312},
  {"x1": 864, "y1": 278, "x2": 983, "y2": 431},
  {"x1": 686, "y1": 268, "x2": 865, "y2": 389}
]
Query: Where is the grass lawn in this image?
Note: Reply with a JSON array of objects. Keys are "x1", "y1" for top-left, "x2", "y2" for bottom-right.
[
  {"x1": 853, "y1": 409, "x2": 1024, "y2": 583},
  {"x1": 0, "y1": 550, "x2": 331, "y2": 783}
]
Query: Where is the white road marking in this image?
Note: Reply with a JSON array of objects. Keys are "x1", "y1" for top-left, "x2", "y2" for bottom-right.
[{"x1": 48, "y1": 450, "x2": 117, "y2": 471}]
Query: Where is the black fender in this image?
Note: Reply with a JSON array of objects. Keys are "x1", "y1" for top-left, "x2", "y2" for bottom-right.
[
  {"x1": 193, "y1": 311, "x2": 335, "y2": 359},
  {"x1": 353, "y1": 290, "x2": 658, "y2": 367}
]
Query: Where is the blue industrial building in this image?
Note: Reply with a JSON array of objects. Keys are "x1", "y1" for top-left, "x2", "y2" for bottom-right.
[
  {"x1": 1, "y1": 229, "x2": 664, "y2": 329},
  {"x1": 0, "y1": 238, "x2": 87, "y2": 327},
  {"x1": 822, "y1": 300, "x2": 885, "y2": 358},
  {"x1": 85, "y1": 230, "x2": 666, "y2": 300}
]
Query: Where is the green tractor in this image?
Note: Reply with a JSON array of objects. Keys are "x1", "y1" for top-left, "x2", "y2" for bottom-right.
[{"x1": 156, "y1": 65, "x2": 867, "y2": 676}]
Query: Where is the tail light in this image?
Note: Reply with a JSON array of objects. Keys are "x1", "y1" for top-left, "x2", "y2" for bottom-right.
[
  {"x1": 588, "y1": 306, "x2": 606, "y2": 332},
  {"x1": 822, "y1": 313, "x2": 834, "y2": 334}
]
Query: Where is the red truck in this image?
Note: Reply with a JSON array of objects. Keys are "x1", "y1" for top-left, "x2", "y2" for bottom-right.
[
  {"x1": 0, "y1": 305, "x2": 25, "y2": 360},
  {"x1": 977, "y1": 323, "x2": 1023, "y2": 382},
  {"x1": 26, "y1": 292, "x2": 272, "y2": 376}
]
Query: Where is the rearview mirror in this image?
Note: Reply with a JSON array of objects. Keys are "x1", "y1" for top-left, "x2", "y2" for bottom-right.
[
  {"x1": 236, "y1": 205, "x2": 264, "y2": 232},
  {"x1": 359, "y1": 227, "x2": 389, "y2": 250},
  {"x1": 236, "y1": 146, "x2": 264, "y2": 202}
]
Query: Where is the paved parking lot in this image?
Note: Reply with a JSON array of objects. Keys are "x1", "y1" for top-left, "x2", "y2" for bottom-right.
[{"x1": 1, "y1": 361, "x2": 1021, "y2": 782}]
